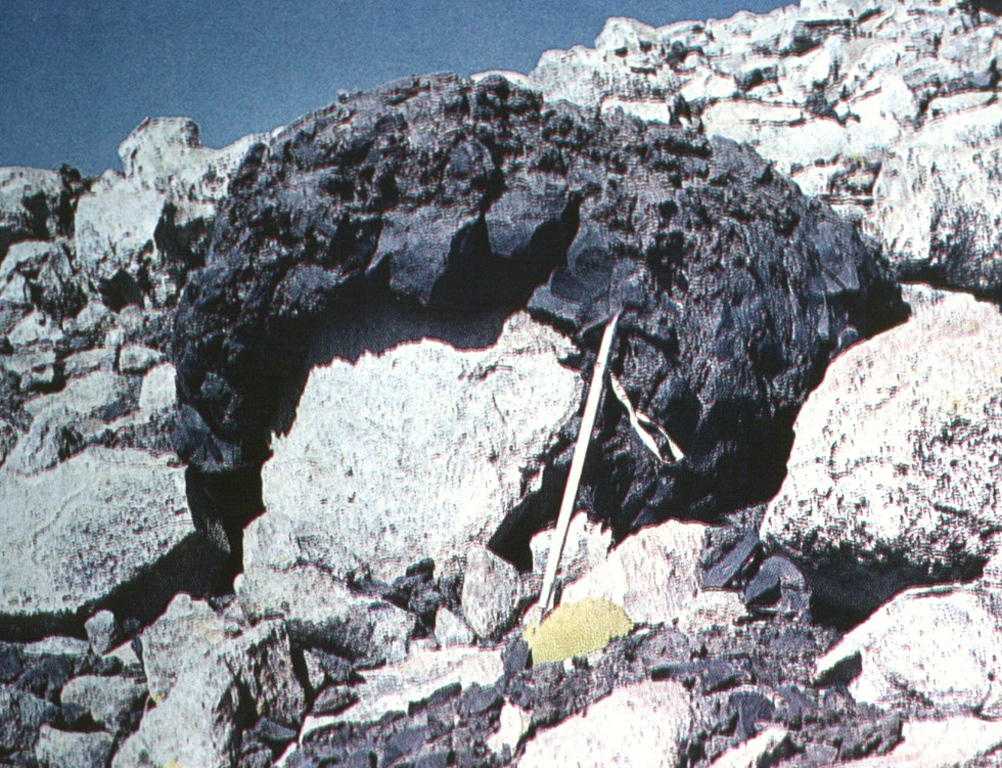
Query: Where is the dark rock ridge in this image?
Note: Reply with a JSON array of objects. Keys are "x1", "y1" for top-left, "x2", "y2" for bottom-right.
[{"x1": 173, "y1": 72, "x2": 905, "y2": 536}]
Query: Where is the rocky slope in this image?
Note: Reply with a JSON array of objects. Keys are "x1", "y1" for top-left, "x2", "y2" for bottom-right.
[
  {"x1": 3, "y1": 0, "x2": 1002, "y2": 766},
  {"x1": 512, "y1": 0, "x2": 1002, "y2": 299}
]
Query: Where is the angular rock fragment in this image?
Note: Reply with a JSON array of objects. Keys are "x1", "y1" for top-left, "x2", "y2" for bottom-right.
[
  {"x1": 298, "y1": 646, "x2": 503, "y2": 739},
  {"x1": 518, "y1": 680, "x2": 692, "y2": 768},
  {"x1": 237, "y1": 564, "x2": 414, "y2": 664},
  {"x1": 114, "y1": 619, "x2": 304, "y2": 768},
  {"x1": 34, "y1": 725, "x2": 113, "y2": 768},
  {"x1": 140, "y1": 592, "x2": 240, "y2": 702},
  {"x1": 562, "y1": 519, "x2": 706, "y2": 626},
  {"x1": 75, "y1": 117, "x2": 264, "y2": 309},
  {"x1": 0, "y1": 447, "x2": 215, "y2": 636},
  {"x1": 461, "y1": 547, "x2": 521, "y2": 641},
  {"x1": 815, "y1": 585, "x2": 1002, "y2": 716},
  {"x1": 251, "y1": 311, "x2": 580, "y2": 584},
  {"x1": 59, "y1": 673, "x2": 146, "y2": 734}
]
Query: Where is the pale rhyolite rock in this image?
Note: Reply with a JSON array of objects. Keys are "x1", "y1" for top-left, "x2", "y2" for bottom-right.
[
  {"x1": 138, "y1": 361, "x2": 177, "y2": 413},
  {"x1": 461, "y1": 547, "x2": 520, "y2": 641},
  {"x1": 815, "y1": 585, "x2": 1002, "y2": 716},
  {"x1": 34, "y1": 726, "x2": 113, "y2": 768},
  {"x1": 843, "y1": 716, "x2": 1002, "y2": 768},
  {"x1": 298, "y1": 647, "x2": 503, "y2": 741},
  {"x1": 0, "y1": 167, "x2": 68, "y2": 247},
  {"x1": 561, "y1": 519, "x2": 706, "y2": 627},
  {"x1": 113, "y1": 620, "x2": 304, "y2": 768},
  {"x1": 75, "y1": 117, "x2": 266, "y2": 307},
  {"x1": 709, "y1": 726, "x2": 791, "y2": 768},
  {"x1": 0, "y1": 447, "x2": 193, "y2": 622},
  {"x1": 519, "y1": 680, "x2": 693, "y2": 768},
  {"x1": 761, "y1": 287, "x2": 1002, "y2": 613},
  {"x1": 253, "y1": 311, "x2": 582, "y2": 584},
  {"x1": 59, "y1": 674, "x2": 146, "y2": 734},
  {"x1": 141, "y1": 593, "x2": 241, "y2": 703},
  {"x1": 236, "y1": 564, "x2": 414, "y2": 664}
]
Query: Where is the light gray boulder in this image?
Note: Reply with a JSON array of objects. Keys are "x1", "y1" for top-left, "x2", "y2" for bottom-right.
[
  {"x1": 709, "y1": 726, "x2": 791, "y2": 768},
  {"x1": 815, "y1": 583, "x2": 1002, "y2": 717},
  {"x1": 116, "y1": 343, "x2": 164, "y2": 375},
  {"x1": 0, "y1": 239, "x2": 79, "y2": 317},
  {"x1": 461, "y1": 547, "x2": 520, "y2": 641},
  {"x1": 34, "y1": 726, "x2": 113, "y2": 768},
  {"x1": 138, "y1": 361, "x2": 177, "y2": 413},
  {"x1": 113, "y1": 619, "x2": 304, "y2": 768},
  {"x1": 0, "y1": 167, "x2": 69, "y2": 249},
  {"x1": 761, "y1": 287, "x2": 1002, "y2": 614},
  {"x1": 434, "y1": 606, "x2": 476, "y2": 649},
  {"x1": 6, "y1": 370, "x2": 133, "y2": 475},
  {"x1": 60, "y1": 674, "x2": 147, "y2": 734},
  {"x1": 83, "y1": 610, "x2": 119, "y2": 656},
  {"x1": 845, "y1": 716, "x2": 1002, "y2": 768},
  {"x1": 0, "y1": 447, "x2": 197, "y2": 625},
  {"x1": 561, "y1": 519, "x2": 707, "y2": 627},
  {"x1": 141, "y1": 593, "x2": 242, "y2": 703},
  {"x1": 530, "y1": 513, "x2": 611, "y2": 586},
  {"x1": 252, "y1": 311, "x2": 581, "y2": 584},
  {"x1": 518, "y1": 680, "x2": 693, "y2": 768},
  {"x1": 870, "y1": 141, "x2": 1002, "y2": 297}
]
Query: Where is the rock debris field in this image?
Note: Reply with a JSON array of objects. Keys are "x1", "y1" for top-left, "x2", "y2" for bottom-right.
[{"x1": 4, "y1": 0, "x2": 1002, "y2": 765}]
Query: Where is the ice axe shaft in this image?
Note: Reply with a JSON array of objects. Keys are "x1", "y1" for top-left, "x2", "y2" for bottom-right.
[{"x1": 538, "y1": 312, "x2": 620, "y2": 618}]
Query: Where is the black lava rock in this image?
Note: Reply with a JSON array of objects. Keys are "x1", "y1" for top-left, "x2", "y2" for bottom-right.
[{"x1": 173, "y1": 72, "x2": 906, "y2": 535}]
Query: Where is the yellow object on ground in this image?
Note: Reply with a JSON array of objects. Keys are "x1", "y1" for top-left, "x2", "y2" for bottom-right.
[{"x1": 524, "y1": 597, "x2": 634, "y2": 664}]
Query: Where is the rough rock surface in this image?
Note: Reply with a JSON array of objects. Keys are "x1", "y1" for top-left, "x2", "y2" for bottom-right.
[
  {"x1": 514, "y1": 0, "x2": 1002, "y2": 297},
  {"x1": 518, "y1": 680, "x2": 692, "y2": 768},
  {"x1": 174, "y1": 72, "x2": 904, "y2": 539},
  {"x1": 114, "y1": 619, "x2": 304, "y2": 768},
  {"x1": 761, "y1": 287, "x2": 1002, "y2": 614},
  {"x1": 253, "y1": 311, "x2": 580, "y2": 583},
  {"x1": 461, "y1": 548, "x2": 521, "y2": 641},
  {"x1": 75, "y1": 117, "x2": 265, "y2": 308},
  {"x1": 0, "y1": 447, "x2": 207, "y2": 633},
  {"x1": 35, "y1": 725, "x2": 114, "y2": 768},
  {"x1": 140, "y1": 592, "x2": 242, "y2": 702},
  {"x1": 58, "y1": 673, "x2": 146, "y2": 734},
  {"x1": 0, "y1": 166, "x2": 84, "y2": 260},
  {"x1": 236, "y1": 564, "x2": 414, "y2": 664},
  {"x1": 815, "y1": 584, "x2": 1002, "y2": 717},
  {"x1": 561, "y1": 519, "x2": 706, "y2": 626},
  {"x1": 845, "y1": 716, "x2": 1002, "y2": 767}
]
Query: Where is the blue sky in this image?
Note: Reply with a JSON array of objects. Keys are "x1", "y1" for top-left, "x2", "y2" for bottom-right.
[{"x1": 1, "y1": 1, "x2": 790, "y2": 175}]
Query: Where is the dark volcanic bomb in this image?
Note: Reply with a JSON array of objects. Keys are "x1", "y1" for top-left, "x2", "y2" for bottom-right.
[{"x1": 173, "y1": 72, "x2": 906, "y2": 535}]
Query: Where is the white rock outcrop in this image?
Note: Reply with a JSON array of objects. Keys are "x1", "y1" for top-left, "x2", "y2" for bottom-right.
[
  {"x1": 561, "y1": 519, "x2": 706, "y2": 627},
  {"x1": 253, "y1": 311, "x2": 582, "y2": 584},
  {"x1": 0, "y1": 447, "x2": 193, "y2": 621},
  {"x1": 298, "y1": 646, "x2": 503, "y2": 740},
  {"x1": 74, "y1": 117, "x2": 265, "y2": 307},
  {"x1": 113, "y1": 619, "x2": 304, "y2": 768},
  {"x1": 761, "y1": 287, "x2": 1002, "y2": 612}
]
